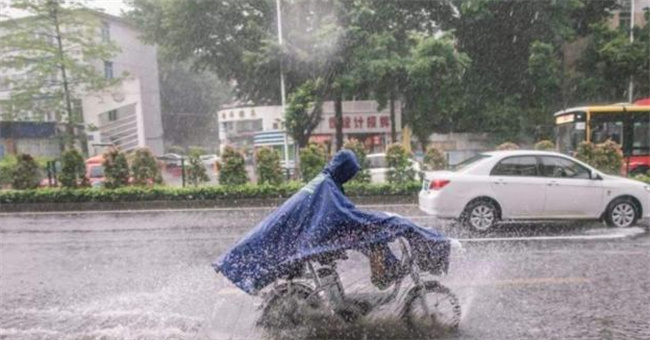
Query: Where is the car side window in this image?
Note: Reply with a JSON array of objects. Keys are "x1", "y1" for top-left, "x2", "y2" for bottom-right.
[
  {"x1": 368, "y1": 156, "x2": 386, "y2": 169},
  {"x1": 540, "y1": 157, "x2": 591, "y2": 179},
  {"x1": 491, "y1": 156, "x2": 539, "y2": 177}
]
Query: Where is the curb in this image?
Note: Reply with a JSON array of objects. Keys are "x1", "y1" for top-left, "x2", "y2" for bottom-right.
[{"x1": 0, "y1": 194, "x2": 417, "y2": 213}]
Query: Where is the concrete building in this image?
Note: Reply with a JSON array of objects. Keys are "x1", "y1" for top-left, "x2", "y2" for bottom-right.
[
  {"x1": 0, "y1": 11, "x2": 163, "y2": 158},
  {"x1": 610, "y1": 0, "x2": 648, "y2": 29},
  {"x1": 218, "y1": 100, "x2": 401, "y2": 157}
]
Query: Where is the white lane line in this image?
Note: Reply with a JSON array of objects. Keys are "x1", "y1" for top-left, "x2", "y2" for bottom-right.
[
  {"x1": 458, "y1": 228, "x2": 645, "y2": 242},
  {"x1": 0, "y1": 204, "x2": 419, "y2": 217}
]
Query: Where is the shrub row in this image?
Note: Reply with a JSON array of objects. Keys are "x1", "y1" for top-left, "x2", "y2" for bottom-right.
[{"x1": 0, "y1": 181, "x2": 422, "y2": 204}]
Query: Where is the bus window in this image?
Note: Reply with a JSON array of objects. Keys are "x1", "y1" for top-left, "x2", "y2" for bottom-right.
[
  {"x1": 632, "y1": 112, "x2": 650, "y2": 155},
  {"x1": 591, "y1": 120, "x2": 623, "y2": 145}
]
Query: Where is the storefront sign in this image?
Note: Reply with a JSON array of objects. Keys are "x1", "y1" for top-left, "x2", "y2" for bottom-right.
[{"x1": 327, "y1": 115, "x2": 391, "y2": 130}]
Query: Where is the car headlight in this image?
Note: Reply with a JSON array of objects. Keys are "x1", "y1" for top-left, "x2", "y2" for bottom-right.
[{"x1": 645, "y1": 185, "x2": 650, "y2": 193}]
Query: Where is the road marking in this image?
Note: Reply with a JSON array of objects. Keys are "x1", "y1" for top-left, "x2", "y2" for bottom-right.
[
  {"x1": 457, "y1": 228, "x2": 645, "y2": 243},
  {"x1": 448, "y1": 277, "x2": 590, "y2": 288}
]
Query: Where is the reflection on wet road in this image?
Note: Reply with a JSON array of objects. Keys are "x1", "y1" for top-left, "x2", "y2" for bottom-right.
[{"x1": 1, "y1": 206, "x2": 649, "y2": 339}]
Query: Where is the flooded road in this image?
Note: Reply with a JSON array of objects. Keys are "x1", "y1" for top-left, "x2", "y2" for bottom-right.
[{"x1": 1, "y1": 207, "x2": 649, "y2": 339}]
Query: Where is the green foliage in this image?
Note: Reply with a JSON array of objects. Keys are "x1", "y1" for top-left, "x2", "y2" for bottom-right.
[
  {"x1": 102, "y1": 148, "x2": 130, "y2": 189},
  {"x1": 131, "y1": 148, "x2": 162, "y2": 186},
  {"x1": 534, "y1": 140, "x2": 556, "y2": 151},
  {"x1": 59, "y1": 149, "x2": 88, "y2": 188},
  {"x1": 255, "y1": 147, "x2": 283, "y2": 185},
  {"x1": 0, "y1": 0, "x2": 121, "y2": 146},
  {"x1": 404, "y1": 33, "x2": 471, "y2": 149},
  {"x1": 343, "y1": 139, "x2": 370, "y2": 183},
  {"x1": 11, "y1": 154, "x2": 40, "y2": 190},
  {"x1": 575, "y1": 140, "x2": 624, "y2": 175},
  {"x1": 286, "y1": 79, "x2": 324, "y2": 148},
  {"x1": 218, "y1": 146, "x2": 248, "y2": 186},
  {"x1": 186, "y1": 149, "x2": 210, "y2": 186},
  {"x1": 496, "y1": 142, "x2": 520, "y2": 151},
  {"x1": 575, "y1": 16, "x2": 650, "y2": 103},
  {"x1": 0, "y1": 156, "x2": 17, "y2": 188},
  {"x1": 386, "y1": 143, "x2": 414, "y2": 184},
  {"x1": 0, "y1": 181, "x2": 423, "y2": 204},
  {"x1": 423, "y1": 147, "x2": 447, "y2": 171},
  {"x1": 299, "y1": 143, "x2": 327, "y2": 182}
]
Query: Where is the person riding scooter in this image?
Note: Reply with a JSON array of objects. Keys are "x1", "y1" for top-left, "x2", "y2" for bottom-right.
[{"x1": 213, "y1": 149, "x2": 450, "y2": 295}]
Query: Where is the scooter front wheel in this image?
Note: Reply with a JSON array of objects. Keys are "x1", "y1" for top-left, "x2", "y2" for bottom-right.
[{"x1": 403, "y1": 281, "x2": 461, "y2": 334}]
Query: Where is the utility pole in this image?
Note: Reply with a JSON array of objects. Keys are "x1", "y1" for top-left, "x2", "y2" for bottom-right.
[
  {"x1": 276, "y1": 0, "x2": 291, "y2": 177},
  {"x1": 628, "y1": 0, "x2": 635, "y2": 103}
]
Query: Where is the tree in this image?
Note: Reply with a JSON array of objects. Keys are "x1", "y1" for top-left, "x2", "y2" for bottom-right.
[
  {"x1": 130, "y1": 147, "x2": 162, "y2": 186},
  {"x1": 438, "y1": 0, "x2": 618, "y2": 139},
  {"x1": 423, "y1": 147, "x2": 447, "y2": 171},
  {"x1": 527, "y1": 41, "x2": 562, "y2": 138},
  {"x1": 102, "y1": 147, "x2": 129, "y2": 188},
  {"x1": 299, "y1": 143, "x2": 326, "y2": 182},
  {"x1": 575, "y1": 14, "x2": 650, "y2": 103},
  {"x1": 11, "y1": 154, "x2": 40, "y2": 189},
  {"x1": 59, "y1": 148, "x2": 87, "y2": 188},
  {"x1": 534, "y1": 140, "x2": 556, "y2": 151},
  {"x1": 0, "y1": 0, "x2": 122, "y2": 147},
  {"x1": 217, "y1": 146, "x2": 248, "y2": 186},
  {"x1": 496, "y1": 142, "x2": 520, "y2": 151},
  {"x1": 255, "y1": 147, "x2": 283, "y2": 185},
  {"x1": 404, "y1": 33, "x2": 470, "y2": 151},
  {"x1": 186, "y1": 148, "x2": 210, "y2": 186},
  {"x1": 285, "y1": 79, "x2": 324, "y2": 149},
  {"x1": 385, "y1": 143, "x2": 414, "y2": 184}
]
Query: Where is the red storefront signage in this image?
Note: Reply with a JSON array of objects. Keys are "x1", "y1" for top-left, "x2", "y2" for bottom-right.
[{"x1": 328, "y1": 115, "x2": 391, "y2": 130}]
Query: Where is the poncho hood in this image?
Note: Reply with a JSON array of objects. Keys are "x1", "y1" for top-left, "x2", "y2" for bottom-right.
[{"x1": 323, "y1": 149, "x2": 360, "y2": 185}]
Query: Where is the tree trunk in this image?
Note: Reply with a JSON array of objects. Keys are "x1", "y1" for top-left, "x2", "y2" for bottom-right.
[
  {"x1": 50, "y1": 1, "x2": 75, "y2": 150},
  {"x1": 390, "y1": 96, "x2": 396, "y2": 143},
  {"x1": 334, "y1": 93, "x2": 343, "y2": 151}
]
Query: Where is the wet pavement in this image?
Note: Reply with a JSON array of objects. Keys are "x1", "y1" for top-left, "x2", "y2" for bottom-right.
[{"x1": 1, "y1": 206, "x2": 649, "y2": 339}]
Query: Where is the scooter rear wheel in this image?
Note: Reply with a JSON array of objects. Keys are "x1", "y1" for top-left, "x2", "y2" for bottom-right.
[
  {"x1": 404, "y1": 281, "x2": 461, "y2": 334},
  {"x1": 258, "y1": 282, "x2": 321, "y2": 331}
]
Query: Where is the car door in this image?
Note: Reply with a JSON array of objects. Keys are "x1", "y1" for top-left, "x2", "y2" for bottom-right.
[
  {"x1": 490, "y1": 156, "x2": 547, "y2": 218},
  {"x1": 539, "y1": 156, "x2": 603, "y2": 218}
]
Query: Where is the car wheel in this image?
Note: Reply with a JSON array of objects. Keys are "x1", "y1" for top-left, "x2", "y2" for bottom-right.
[
  {"x1": 605, "y1": 198, "x2": 638, "y2": 228},
  {"x1": 462, "y1": 200, "x2": 498, "y2": 232}
]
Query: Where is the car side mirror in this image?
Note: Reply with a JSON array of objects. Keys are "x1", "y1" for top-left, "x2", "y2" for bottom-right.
[{"x1": 590, "y1": 170, "x2": 600, "y2": 180}]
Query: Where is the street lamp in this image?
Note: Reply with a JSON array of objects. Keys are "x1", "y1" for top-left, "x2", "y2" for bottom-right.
[{"x1": 276, "y1": 0, "x2": 290, "y2": 176}]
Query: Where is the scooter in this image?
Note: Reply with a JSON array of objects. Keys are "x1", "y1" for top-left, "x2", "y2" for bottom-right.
[{"x1": 257, "y1": 237, "x2": 462, "y2": 335}]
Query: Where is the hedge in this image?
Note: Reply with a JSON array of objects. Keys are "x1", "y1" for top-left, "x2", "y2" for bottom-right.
[{"x1": 0, "y1": 181, "x2": 422, "y2": 204}]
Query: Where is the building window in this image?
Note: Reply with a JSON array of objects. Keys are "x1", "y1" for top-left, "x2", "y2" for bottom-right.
[
  {"x1": 101, "y1": 22, "x2": 110, "y2": 42},
  {"x1": 108, "y1": 109, "x2": 117, "y2": 121},
  {"x1": 239, "y1": 110, "x2": 245, "y2": 118},
  {"x1": 618, "y1": 11, "x2": 631, "y2": 30},
  {"x1": 104, "y1": 61, "x2": 113, "y2": 79},
  {"x1": 273, "y1": 122, "x2": 278, "y2": 130}
]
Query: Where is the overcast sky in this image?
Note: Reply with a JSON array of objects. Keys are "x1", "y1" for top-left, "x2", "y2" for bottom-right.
[{"x1": 3, "y1": 0, "x2": 130, "y2": 18}]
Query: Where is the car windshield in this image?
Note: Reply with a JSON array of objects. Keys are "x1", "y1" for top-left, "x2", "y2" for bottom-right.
[{"x1": 451, "y1": 154, "x2": 491, "y2": 172}]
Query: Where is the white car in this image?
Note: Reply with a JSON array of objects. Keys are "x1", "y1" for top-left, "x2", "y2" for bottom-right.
[
  {"x1": 367, "y1": 153, "x2": 421, "y2": 183},
  {"x1": 419, "y1": 150, "x2": 650, "y2": 231}
]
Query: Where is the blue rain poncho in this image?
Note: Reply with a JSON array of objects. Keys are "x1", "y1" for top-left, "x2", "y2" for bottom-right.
[{"x1": 213, "y1": 150, "x2": 450, "y2": 294}]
